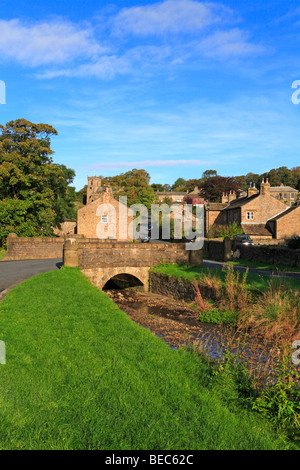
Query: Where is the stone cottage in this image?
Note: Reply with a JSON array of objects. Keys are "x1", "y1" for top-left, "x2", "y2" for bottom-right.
[{"x1": 77, "y1": 182, "x2": 134, "y2": 240}]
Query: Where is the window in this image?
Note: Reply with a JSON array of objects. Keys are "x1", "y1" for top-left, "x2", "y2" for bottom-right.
[
  {"x1": 283, "y1": 193, "x2": 287, "y2": 199},
  {"x1": 291, "y1": 193, "x2": 295, "y2": 199},
  {"x1": 101, "y1": 215, "x2": 108, "y2": 224},
  {"x1": 246, "y1": 211, "x2": 254, "y2": 220}
]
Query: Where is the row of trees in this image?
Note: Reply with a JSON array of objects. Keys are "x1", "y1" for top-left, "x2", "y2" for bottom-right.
[{"x1": 150, "y1": 167, "x2": 300, "y2": 202}]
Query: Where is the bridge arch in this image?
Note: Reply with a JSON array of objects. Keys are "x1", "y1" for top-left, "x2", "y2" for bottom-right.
[
  {"x1": 81, "y1": 266, "x2": 150, "y2": 292},
  {"x1": 102, "y1": 272, "x2": 144, "y2": 290}
]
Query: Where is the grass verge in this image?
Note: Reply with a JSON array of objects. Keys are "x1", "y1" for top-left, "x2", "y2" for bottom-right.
[
  {"x1": 0, "y1": 267, "x2": 295, "y2": 450},
  {"x1": 228, "y1": 259, "x2": 300, "y2": 273}
]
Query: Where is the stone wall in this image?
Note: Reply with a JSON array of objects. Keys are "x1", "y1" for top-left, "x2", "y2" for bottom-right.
[
  {"x1": 64, "y1": 239, "x2": 199, "y2": 269},
  {"x1": 204, "y1": 237, "x2": 300, "y2": 267},
  {"x1": 3, "y1": 234, "x2": 65, "y2": 260},
  {"x1": 233, "y1": 242, "x2": 300, "y2": 267},
  {"x1": 203, "y1": 238, "x2": 231, "y2": 262},
  {"x1": 3, "y1": 233, "x2": 83, "y2": 261}
]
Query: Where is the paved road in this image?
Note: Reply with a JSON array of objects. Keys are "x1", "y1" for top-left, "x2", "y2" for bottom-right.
[
  {"x1": 203, "y1": 259, "x2": 300, "y2": 281},
  {"x1": 0, "y1": 258, "x2": 63, "y2": 292}
]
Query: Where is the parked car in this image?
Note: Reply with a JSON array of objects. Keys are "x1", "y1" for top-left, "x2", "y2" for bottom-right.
[
  {"x1": 233, "y1": 234, "x2": 255, "y2": 246},
  {"x1": 141, "y1": 236, "x2": 150, "y2": 243}
]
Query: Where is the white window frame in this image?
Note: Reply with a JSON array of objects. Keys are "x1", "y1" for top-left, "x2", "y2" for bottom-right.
[{"x1": 246, "y1": 211, "x2": 254, "y2": 220}]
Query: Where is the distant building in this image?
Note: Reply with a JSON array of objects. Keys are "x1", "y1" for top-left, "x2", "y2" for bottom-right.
[
  {"x1": 156, "y1": 190, "x2": 188, "y2": 204},
  {"x1": 269, "y1": 184, "x2": 299, "y2": 206}
]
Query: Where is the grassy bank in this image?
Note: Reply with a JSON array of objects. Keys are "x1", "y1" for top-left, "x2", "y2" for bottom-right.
[
  {"x1": 0, "y1": 267, "x2": 295, "y2": 450},
  {"x1": 151, "y1": 263, "x2": 300, "y2": 338}
]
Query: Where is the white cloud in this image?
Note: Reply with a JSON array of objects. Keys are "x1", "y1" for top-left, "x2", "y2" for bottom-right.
[
  {"x1": 196, "y1": 29, "x2": 265, "y2": 59},
  {"x1": 0, "y1": 3, "x2": 266, "y2": 79},
  {"x1": 111, "y1": 0, "x2": 234, "y2": 36},
  {"x1": 37, "y1": 45, "x2": 172, "y2": 79},
  {"x1": 0, "y1": 18, "x2": 105, "y2": 66}
]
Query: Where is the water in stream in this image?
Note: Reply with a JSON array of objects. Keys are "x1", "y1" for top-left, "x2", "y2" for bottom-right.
[{"x1": 104, "y1": 286, "x2": 277, "y2": 375}]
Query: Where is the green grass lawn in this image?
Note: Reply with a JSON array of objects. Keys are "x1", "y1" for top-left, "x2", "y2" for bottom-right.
[{"x1": 0, "y1": 267, "x2": 296, "y2": 450}]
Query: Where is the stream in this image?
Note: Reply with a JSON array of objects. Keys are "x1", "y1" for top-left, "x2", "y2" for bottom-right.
[{"x1": 104, "y1": 286, "x2": 281, "y2": 378}]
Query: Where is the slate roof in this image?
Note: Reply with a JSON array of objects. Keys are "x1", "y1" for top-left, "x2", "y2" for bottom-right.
[
  {"x1": 241, "y1": 223, "x2": 273, "y2": 236},
  {"x1": 269, "y1": 186, "x2": 298, "y2": 192},
  {"x1": 268, "y1": 205, "x2": 299, "y2": 221},
  {"x1": 205, "y1": 202, "x2": 228, "y2": 211},
  {"x1": 222, "y1": 193, "x2": 260, "y2": 211}
]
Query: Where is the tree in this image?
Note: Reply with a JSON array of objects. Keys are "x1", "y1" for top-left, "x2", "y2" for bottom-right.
[
  {"x1": 151, "y1": 183, "x2": 164, "y2": 192},
  {"x1": 200, "y1": 176, "x2": 241, "y2": 202},
  {"x1": 185, "y1": 178, "x2": 202, "y2": 192},
  {"x1": 202, "y1": 169, "x2": 217, "y2": 180},
  {"x1": 172, "y1": 178, "x2": 186, "y2": 190},
  {"x1": 0, "y1": 119, "x2": 76, "y2": 243},
  {"x1": 107, "y1": 169, "x2": 155, "y2": 209}
]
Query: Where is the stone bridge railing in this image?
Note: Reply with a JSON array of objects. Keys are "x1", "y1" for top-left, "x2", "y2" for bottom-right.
[{"x1": 63, "y1": 239, "x2": 203, "y2": 290}]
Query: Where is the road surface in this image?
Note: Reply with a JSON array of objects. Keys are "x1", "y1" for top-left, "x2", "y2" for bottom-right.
[
  {"x1": 203, "y1": 259, "x2": 300, "y2": 281},
  {"x1": 0, "y1": 259, "x2": 63, "y2": 292}
]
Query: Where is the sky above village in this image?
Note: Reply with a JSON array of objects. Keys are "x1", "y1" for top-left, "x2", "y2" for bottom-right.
[{"x1": 1, "y1": 0, "x2": 300, "y2": 190}]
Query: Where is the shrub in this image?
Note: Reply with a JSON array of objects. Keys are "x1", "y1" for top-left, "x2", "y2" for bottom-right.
[
  {"x1": 209, "y1": 222, "x2": 243, "y2": 239},
  {"x1": 286, "y1": 236, "x2": 300, "y2": 250}
]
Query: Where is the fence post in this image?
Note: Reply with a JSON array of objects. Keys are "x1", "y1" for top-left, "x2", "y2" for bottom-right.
[{"x1": 223, "y1": 237, "x2": 232, "y2": 261}]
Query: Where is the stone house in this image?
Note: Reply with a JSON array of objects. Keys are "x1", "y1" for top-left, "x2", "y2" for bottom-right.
[
  {"x1": 221, "y1": 179, "x2": 288, "y2": 240},
  {"x1": 267, "y1": 204, "x2": 300, "y2": 239},
  {"x1": 269, "y1": 184, "x2": 299, "y2": 207},
  {"x1": 205, "y1": 179, "x2": 300, "y2": 240},
  {"x1": 53, "y1": 220, "x2": 77, "y2": 237},
  {"x1": 77, "y1": 184, "x2": 134, "y2": 240},
  {"x1": 155, "y1": 190, "x2": 188, "y2": 204}
]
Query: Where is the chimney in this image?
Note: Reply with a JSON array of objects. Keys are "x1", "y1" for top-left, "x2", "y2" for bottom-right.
[
  {"x1": 228, "y1": 190, "x2": 237, "y2": 202},
  {"x1": 222, "y1": 192, "x2": 228, "y2": 204},
  {"x1": 247, "y1": 182, "x2": 258, "y2": 197},
  {"x1": 261, "y1": 178, "x2": 270, "y2": 196}
]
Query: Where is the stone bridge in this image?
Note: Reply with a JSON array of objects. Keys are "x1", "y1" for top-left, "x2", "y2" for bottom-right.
[{"x1": 63, "y1": 239, "x2": 203, "y2": 291}]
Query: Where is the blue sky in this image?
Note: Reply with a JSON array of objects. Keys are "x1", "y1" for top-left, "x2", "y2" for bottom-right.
[{"x1": 1, "y1": 0, "x2": 300, "y2": 190}]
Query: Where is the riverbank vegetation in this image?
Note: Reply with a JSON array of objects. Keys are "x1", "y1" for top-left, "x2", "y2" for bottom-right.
[
  {"x1": 151, "y1": 263, "x2": 300, "y2": 435},
  {"x1": 0, "y1": 267, "x2": 296, "y2": 450}
]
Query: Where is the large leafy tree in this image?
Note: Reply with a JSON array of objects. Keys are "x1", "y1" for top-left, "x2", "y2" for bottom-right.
[
  {"x1": 107, "y1": 169, "x2": 156, "y2": 209},
  {"x1": 200, "y1": 176, "x2": 241, "y2": 202},
  {"x1": 0, "y1": 119, "x2": 76, "y2": 242}
]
